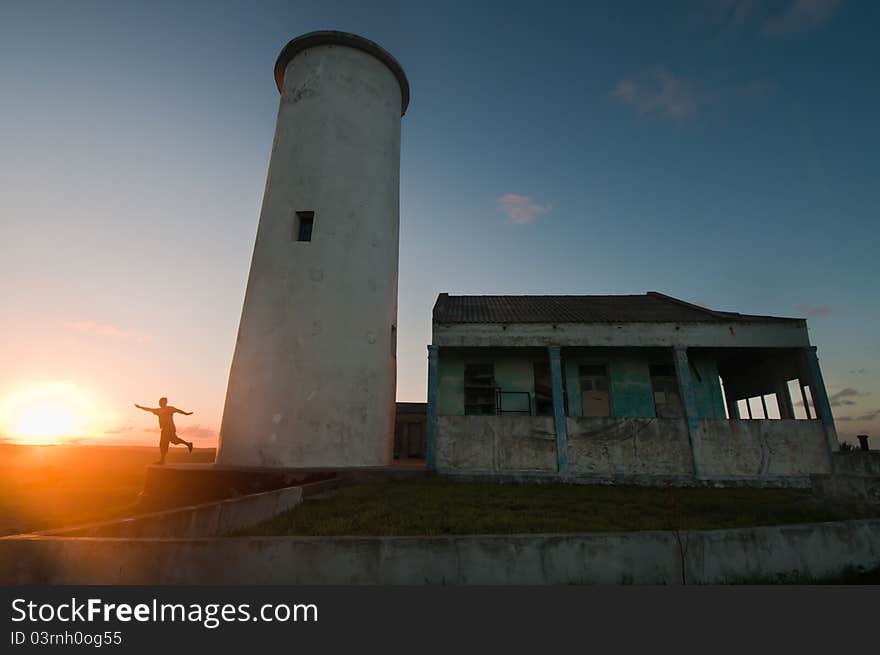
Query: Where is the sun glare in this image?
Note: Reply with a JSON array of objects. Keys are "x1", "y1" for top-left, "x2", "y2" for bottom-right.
[{"x1": 0, "y1": 381, "x2": 111, "y2": 444}]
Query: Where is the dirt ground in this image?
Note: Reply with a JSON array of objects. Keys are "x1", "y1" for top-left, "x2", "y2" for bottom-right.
[{"x1": 0, "y1": 443, "x2": 215, "y2": 535}]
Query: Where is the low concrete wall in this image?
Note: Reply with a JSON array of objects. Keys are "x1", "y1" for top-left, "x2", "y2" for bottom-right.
[
  {"x1": 832, "y1": 451, "x2": 880, "y2": 476},
  {"x1": 566, "y1": 418, "x2": 691, "y2": 476},
  {"x1": 699, "y1": 419, "x2": 831, "y2": 477},
  {"x1": 812, "y1": 474, "x2": 880, "y2": 503},
  {"x1": 2, "y1": 519, "x2": 878, "y2": 585},
  {"x1": 436, "y1": 415, "x2": 557, "y2": 473},
  {"x1": 141, "y1": 464, "x2": 335, "y2": 509},
  {"x1": 20, "y1": 482, "x2": 330, "y2": 540},
  {"x1": 813, "y1": 452, "x2": 880, "y2": 502}
]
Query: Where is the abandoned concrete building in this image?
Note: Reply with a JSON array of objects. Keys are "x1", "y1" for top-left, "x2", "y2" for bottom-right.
[
  {"x1": 424, "y1": 292, "x2": 839, "y2": 482},
  {"x1": 212, "y1": 31, "x2": 844, "y2": 487}
]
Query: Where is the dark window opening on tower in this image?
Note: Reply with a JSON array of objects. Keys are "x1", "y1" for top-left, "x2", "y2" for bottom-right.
[{"x1": 295, "y1": 211, "x2": 314, "y2": 242}]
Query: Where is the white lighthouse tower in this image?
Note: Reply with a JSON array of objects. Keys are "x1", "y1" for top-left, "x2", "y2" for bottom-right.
[{"x1": 216, "y1": 31, "x2": 409, "y2": 468}]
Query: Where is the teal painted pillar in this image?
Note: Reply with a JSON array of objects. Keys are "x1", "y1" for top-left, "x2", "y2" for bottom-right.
[
  {"x1": 672, "y1": 345, "x2": 703, "y2": 479},
  {"x1": 804, "y1": 346, "x2": 839, "y2": 453},
  {"x1": 548, "y1": 346, "x2": 569, "y2": 476},
  {"x1": 426, "y1": 345, "x2": 439, "y2": 470}
]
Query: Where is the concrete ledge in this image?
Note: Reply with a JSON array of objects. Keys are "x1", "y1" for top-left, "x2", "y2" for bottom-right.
[
  {"x1": 439, "y1": 469, "x2": 812, "y2": 488},
  {"x1": 2, "y1": 519, "x2": 879, "y2": 585},
  {"x1": 140, "y1": 464, "x2": 425, "y2": 510},
  {"x1": 141, "y1": 464, "x2": 338, "y2": 509},
  {"x1": 11, "y1": 478, "x2": 339, "y2": 540}
]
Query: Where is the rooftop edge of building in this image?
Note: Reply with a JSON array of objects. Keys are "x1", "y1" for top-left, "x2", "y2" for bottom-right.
[{"x1": 274, "y1": 30, "x2": 410, "y2": 115}]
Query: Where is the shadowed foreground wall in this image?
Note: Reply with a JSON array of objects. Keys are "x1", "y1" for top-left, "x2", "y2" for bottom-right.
[{"x1": 2, "y1": 519, "x2": 878, "y2": 584}]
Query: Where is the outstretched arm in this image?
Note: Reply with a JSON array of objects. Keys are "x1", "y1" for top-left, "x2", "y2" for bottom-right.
[
  {"x1": 172, "y1": 407, "x2": 194, "y2": 416},
  {"x1": 134, "y1": 404, "x2": 155, "y2": 413}
]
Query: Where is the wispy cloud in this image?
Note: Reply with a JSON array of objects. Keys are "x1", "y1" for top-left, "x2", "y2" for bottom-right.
[
  {"x1": 497, "y1": 194, "x2": 552, "y2": 225},
  {"x1": 103, "y1": 425, "x2": 134, "y2": 434},
  {"x1": 836, "y1": 409, "x2": 880, "y2": 422},
  {"x1": 712, "y1": 0, "x2": 843, "y2": 37},
  {"x1": 612, "y1": 67, "x2": 774, "y2": 123},
  {"x1": 794, "y1": 304, "x2": 831, "y2": 317},
  {"x1": 717, "y1": 0, "x2": 761, "y2": 27},
  {"x1": 178, "y1": 424, "x2": 217, "y2": 440},
  {"x1": 762, "y1": 0, "x2": 843, "y2": 37},
  {"x1": 795, "y1": 386, "x2": 868, "y2": 408},
  {"x1": 612, "y1": 69, "x2": 698, "y2": 122},
  {"x1": 828, "y1": 387, "x2": 868, "y2": 407},
  {"x1": 69, "y1": 320, "x2": 152, "y2": 344},
  {"x1": 850, "y1": 368, "x2": 868, "y2": 375}
]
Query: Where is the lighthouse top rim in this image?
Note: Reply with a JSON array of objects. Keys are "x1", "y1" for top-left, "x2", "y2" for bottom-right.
[{"x1": 274, "y1": 31, "x2": 410, "y2": 116}]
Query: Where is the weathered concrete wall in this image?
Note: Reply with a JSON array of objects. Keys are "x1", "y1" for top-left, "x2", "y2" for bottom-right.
[
  {"x1": 433, "y1": 321, "x2": 810, "y2": 349},
  {"x1": 217, "y1": 35, "x2": 406, "y2": 467},
  {"x1": 437, "y1": 414, "x2": 829, "y2": 480},
  {"x1": 832, "y1": 451, "x2": 880, "y2": 476},
  {"x1": 4, "y1": 520, "x2": 879, "y2": 585},
  {"x1": 567, "y1": 418, "x2": 693, "y2": 476},
  {"x1": 435, "y1": 416, "x2": 557, "y2": 473},
  {"x1": 812, "y1": 474, "x2": 880, "y2": 503},
  {"x1": 699, "y1": 419, "x2": 831, "y2": 477}
]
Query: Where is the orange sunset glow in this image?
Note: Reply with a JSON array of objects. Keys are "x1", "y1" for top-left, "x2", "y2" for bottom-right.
[{"x1": 0, "y1": 381, "x2": 115, "y2": 445}]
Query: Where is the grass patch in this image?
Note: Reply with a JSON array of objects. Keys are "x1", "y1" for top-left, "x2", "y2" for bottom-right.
[{"x1": 239, "y1": 478, "x2": 879, "y2": 536}]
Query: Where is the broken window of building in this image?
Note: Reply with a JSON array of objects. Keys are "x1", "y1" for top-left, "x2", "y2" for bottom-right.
[
  {"x1": 579, "y1": 364, "x2": 611, "y2": 417},
  {"x1": 802, "y1": 385, "x2": 816, "y2": 419},
  {"x1": 464, "y1": 363, "x2": 496, "y2": 415},
  {"x1": 748, "y1": 396, "x2": 765, "y2": 419},
  {"x1": 650, "y1": 364, "x2": 683, "y2": 418},
  {"x1": 786, "y1": 379, "x2": 812, "y2": 419},
  {"x1": 763, "y1": 393, "x2": 781, "y2": 419}
]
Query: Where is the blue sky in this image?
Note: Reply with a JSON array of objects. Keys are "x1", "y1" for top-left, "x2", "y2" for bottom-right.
[{"x1": 0, "y1": 0, "x2": 877, "y2": 444}]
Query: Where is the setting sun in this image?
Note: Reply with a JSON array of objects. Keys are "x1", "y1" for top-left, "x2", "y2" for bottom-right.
[
  {"x1": 13, "y1": 403, "x2": 81, "y2": 438},
  {"x1": 0, "y1": 381, "x2": 113, "y2": 444}
]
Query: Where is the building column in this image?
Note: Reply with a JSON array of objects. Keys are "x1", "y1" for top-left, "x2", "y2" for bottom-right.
[
  {"x1": 672, "y1": 345, "x2": 704, "y2": 479},
  {"x1": 775, "y1": 378, "x2": 795, "y2": 420},
  {"x1": 548, "y1": 346, "x2": 569, "y2": 476},
  {"x1": 803, "y1": 346, "x2": 839, "y2": 453},
  {"x1": 425, "y1": 345, "x2": 439, "y2": 471}
]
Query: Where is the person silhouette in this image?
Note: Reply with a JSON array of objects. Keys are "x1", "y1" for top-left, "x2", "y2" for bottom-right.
[{"x1": 134, "y1": 397, "x2": 194, "y2": 465}]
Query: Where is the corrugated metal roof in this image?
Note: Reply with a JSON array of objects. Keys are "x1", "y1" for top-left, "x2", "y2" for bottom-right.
[{"x1": 432, "y1": 292, "x2": 802, "y2": 325}]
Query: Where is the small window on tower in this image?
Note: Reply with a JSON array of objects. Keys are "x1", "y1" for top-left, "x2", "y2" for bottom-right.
[{"x1": 295, "y1": 211, "x2": 314, "y2": 242}]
